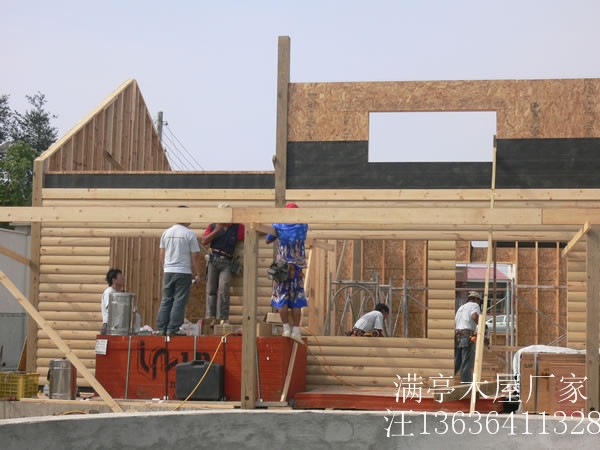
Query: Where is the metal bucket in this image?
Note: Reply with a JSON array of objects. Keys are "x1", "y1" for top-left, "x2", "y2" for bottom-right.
[
  {"x1": 107, "y1": 292, "x2": 136, "y2": 336},
  {"x1": 48, "y1": 358, "x2": 77, "y2": 400}
]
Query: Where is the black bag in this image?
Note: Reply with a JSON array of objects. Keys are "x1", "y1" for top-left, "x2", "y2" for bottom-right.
[
  {"x1": 267, "y1": 260, "x2": 289, "y2": 282},
  {"x1": 231, "y1": 256, "x2": 243, "y2": 276}
]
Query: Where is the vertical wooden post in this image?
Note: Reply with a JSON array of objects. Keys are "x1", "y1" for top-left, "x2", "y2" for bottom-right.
[
  {"x1": 241, "y1": 223, "x2": 258, "y2": 409},
  {"x1": 26, "y1": 158, "x2": 45, "y2": 371},
  {"x1": 274, "y1": 36, "x2": 290, "y2": 208},
  {"x1": 586, "y1": 225, "x2": 600, "y2": 412},
  {"x1": 470, "y1": 232, "x2": 493, "y2": 413}
]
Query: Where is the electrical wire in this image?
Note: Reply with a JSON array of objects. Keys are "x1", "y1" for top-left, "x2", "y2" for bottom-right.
[
  {"x1": 163, "y1": 124, "x2": 205, "y2": 171},
  {"x1": 161, "y1": 128, "x2": 196, "y2": 171}
]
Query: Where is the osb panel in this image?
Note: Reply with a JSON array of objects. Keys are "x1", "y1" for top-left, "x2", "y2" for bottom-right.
[
  {"x1": 538, "y1": 289, "x2": 559, "y2": 344},
  {"x1": 495, "y1": 247, "x2": 515, "y2": 263},
  {"x1": 456, "y1": 241, "x2": 469, "y2": 263},
  {"x1": 383, "y1": 240, "x2": 405, "y2": 285},
  {"x1": 288, "y1": 79, "x2": 600, "y2": 142},
  {"x1": 471, "y1": 247, "x2": 487, "y2": 262},
  {"x1": 335, "y1": 240, "x2": 352, "y2": 280},
  {"x1": 362, "y1": 240, "x2": 384, "y2": 281},
  {"x1": 517, "y1": 246, "x2": 537, "y2": 346}
]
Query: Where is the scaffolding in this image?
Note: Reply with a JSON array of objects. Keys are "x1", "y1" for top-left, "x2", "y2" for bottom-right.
[{"x1": 324, "y1": 272, "x2": 428, "y2": 337}]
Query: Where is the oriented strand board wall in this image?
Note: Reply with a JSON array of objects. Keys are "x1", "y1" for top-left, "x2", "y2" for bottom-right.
[{"x1": 288, "y1": 79, "x2": 600, "y2": 142}]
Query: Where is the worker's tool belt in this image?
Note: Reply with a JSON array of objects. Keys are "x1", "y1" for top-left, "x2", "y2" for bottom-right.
[
  {"x1": 210, "y1": 253, "x2": 232, "y2": 262},
  {"x1": 456, "y1": 329, "x2": 475, "y2": 336},
  {"x1": 455, "y1": 329, "x2": 475, "y2": 347},
  {"x1": 267, "y1": 260, "x2": 289, "y2": 282}
]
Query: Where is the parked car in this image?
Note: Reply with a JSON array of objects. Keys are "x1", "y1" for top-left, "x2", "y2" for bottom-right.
[{"x1": 486, "y1": 314, "x2": 516, "y2": 333}]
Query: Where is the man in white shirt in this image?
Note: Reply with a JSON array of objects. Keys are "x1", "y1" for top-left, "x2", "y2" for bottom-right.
[
  {"x1": 157, "y1": 217, "x2": 202, "y2": 336},
  {"x1": 349, "y1": 303, "x2": 389, "y2": 337},
  {"x1": 100, "y1": 268, "x2": 125, "y2": 334},
  {"x1": 454, "y1": 290, "x2": 483, "y2": 383}
]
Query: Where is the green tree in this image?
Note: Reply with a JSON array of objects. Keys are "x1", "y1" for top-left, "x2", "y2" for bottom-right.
[
  {"x1": 0, "y1": 142, "x2": 38, "y2": 206},
  {"x1": 0, "y1": 94, "x2": 9, "y2": 144},
  {"x1": 9, "y1": 92, "x2": 58, "y2": 154},
  {"x1": 0, "y1": 92, "x2": 58, "y2": 210}
]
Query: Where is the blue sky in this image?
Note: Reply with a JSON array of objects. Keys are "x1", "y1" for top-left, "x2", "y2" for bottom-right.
[{"x1": 3, "y1": 1, "x2": 600, "y2": 170}]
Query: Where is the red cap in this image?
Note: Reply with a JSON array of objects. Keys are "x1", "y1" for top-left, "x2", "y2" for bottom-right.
[{"x1": 285, "y1": 203, "x2": 299, "y2": 208}]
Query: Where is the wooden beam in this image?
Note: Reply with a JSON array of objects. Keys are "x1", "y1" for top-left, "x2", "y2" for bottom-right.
[
  {"x1": 0, "y1": 245, "x2": 34, "y2": 269},
  {"x1": 0, "y1": 271, "x2": 123, "y2": 413},
  {"x1": 241, "y1": 224, "x2": 259, "y2": 409},
  {"x1": 280, "y1": 341, "x2": 298, "y2": 402},
  {"x1": 254, "y1": 223, "x2": 276, "y2": 236},
  {"x1": 586, "y1": 225, "x2": 600, "y2": 412},
  {"x1": 41, "y1": 187, "x2": 600, "y2": 202},
  {"x1": 471, "y1": 232, "x2": 493, "y2": 413},
  {"x1": 27, "y1": 158, "x2": 44, "y2": 372},
  {"x1": 561, "y1": 221, "x2": 591, "y2": 258},
  {"x1": 0, "y1": 206, "x2": 545, "y2": 226},
  {"x1": 305, "y1": 238, "x2": 335, "y2": 251},
  {"x1": 103, "y1": 151, "x2": 125, "y2": 170},
  {"x1": 274, "y1": 36, "x2": 290, "y2": 207},
  {"x1": 33, "y1": 225, "x2": 580, "y2": 241}
]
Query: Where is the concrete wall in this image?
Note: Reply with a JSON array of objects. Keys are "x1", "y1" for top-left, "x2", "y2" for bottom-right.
[
  {"x1": 1, "y1": 409, "x2": 595, "y2": 450},
  {"x1": 0, "y1": 225, "x2": 30, "y2": 370}
]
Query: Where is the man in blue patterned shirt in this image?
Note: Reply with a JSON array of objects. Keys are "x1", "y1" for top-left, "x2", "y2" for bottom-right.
[{"x1": 266, "y1": 203, "x2": 309, "y2": 344}]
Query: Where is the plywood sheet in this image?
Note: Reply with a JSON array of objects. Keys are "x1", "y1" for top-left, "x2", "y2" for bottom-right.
[{"x1": 288, "y1": 79, "x2": 600, "y2": 142}]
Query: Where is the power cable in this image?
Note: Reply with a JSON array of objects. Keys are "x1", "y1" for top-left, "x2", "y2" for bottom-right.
[
  {"x1": 163, "y1": 123, "x2": 205, "y2": 171},
  {"x1": 162, "y1": 133, "x2": 193, "y2": 171}
]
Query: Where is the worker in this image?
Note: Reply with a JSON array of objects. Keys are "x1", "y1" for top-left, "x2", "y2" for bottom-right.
[
  {"x1": 454, "y1": 290, "x2": 483, "y2": 383},
  {"x1": 348, "y1": 303, "x2": 389, "y2": 337}
]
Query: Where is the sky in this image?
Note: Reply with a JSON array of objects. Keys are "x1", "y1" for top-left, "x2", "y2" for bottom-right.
[{"x1": 3, "y1": 1, "x2": 600, "y2": 170}]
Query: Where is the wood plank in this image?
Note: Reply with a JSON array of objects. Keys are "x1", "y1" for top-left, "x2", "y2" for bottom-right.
[
  {"x1": 0, "y1": 244, "x2": 34, "y2": 268},
  {"x1": 280, "y1": 341, "x2": 298, "y2": 402},
  {"x1": 274, "y1": 36, "x2": 290, "y2": 206},
  {"x1": 0, "y1": 206, "x2": 543, "y2": 226},
  {"x1": 241, "y1": 224, "x2": 259, "y2": 409},
  {"x1": 561, "y1": 221, "x2": 591, "y2": 258}
]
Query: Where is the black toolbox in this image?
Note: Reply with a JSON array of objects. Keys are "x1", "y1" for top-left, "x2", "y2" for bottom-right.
[{"x1": 175, "y1": 360, "x2": 224, "y2": 401}]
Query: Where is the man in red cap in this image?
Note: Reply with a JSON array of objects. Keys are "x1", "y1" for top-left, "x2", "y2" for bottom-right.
[{"x1": 266, "y1": 202, "x2": 308, "y2": 344}]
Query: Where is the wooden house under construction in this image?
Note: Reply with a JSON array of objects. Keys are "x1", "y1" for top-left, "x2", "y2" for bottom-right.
[{"x1": 2, "y1": 36, "x2": 600, "y2": 411}]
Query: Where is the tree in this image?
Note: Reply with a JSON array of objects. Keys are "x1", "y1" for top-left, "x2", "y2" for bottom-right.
[
  {"x1": 0, "y1": 92, "x2": 58, "y2": 209},
  {"x1": 0, "y1": 95, "x2": 9, "y2": 144},
  {"x1": 9, "y1": 92, "x2": 58, "y2": 154},
  {"x1": 0, "y1": 142, "x2": 38, "y2": 206}
]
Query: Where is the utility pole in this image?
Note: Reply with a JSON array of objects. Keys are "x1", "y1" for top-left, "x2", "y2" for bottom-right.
[{"x1": 157, "y1": 111, "x2": 164, "y2": 142}]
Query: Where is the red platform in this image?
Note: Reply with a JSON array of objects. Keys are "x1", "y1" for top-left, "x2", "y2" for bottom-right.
[
  {"x1": 95, "y1": 335, "x2": 306, "y2": 402},
  {"x1": 294, "y1": 387, "x2": 505, "y2": 412}
]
